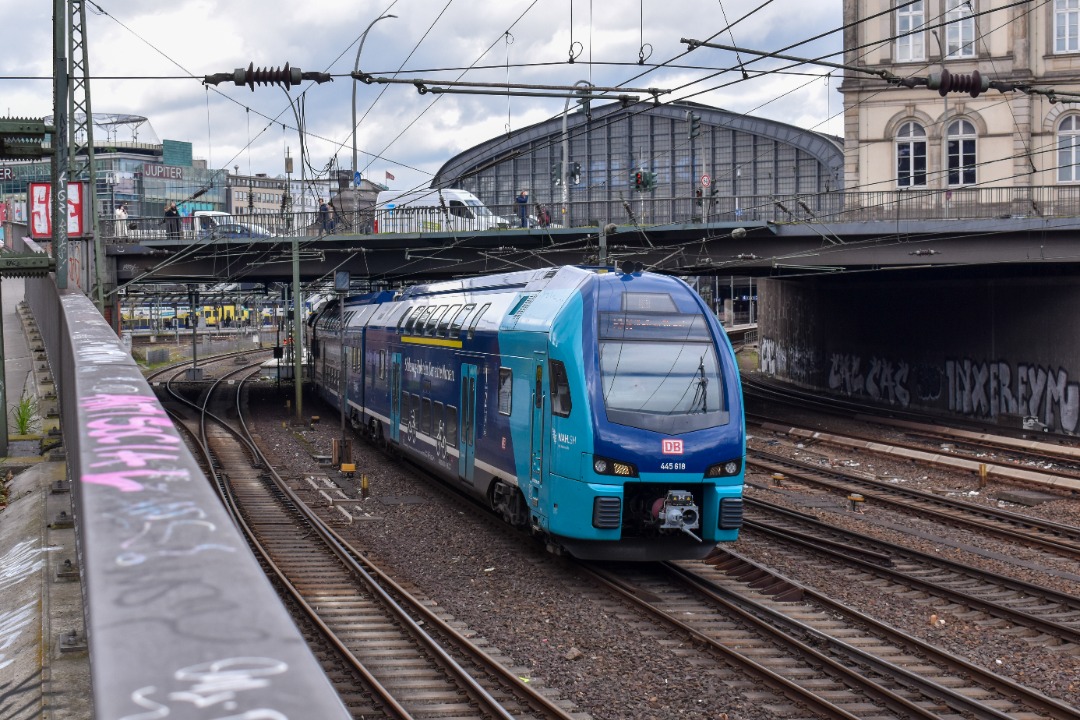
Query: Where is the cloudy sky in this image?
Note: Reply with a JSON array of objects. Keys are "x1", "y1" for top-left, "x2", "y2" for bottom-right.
[{"x1": 3, "y1": 1, "x2": 843, "y2": 194}]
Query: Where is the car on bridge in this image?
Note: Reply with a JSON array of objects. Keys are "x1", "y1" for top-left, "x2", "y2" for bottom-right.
[{"x1": 196, "y1": 222, "x2": 274, "y2": 240}]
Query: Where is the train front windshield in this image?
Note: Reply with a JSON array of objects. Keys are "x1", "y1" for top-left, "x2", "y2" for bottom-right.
[{"x1": 598, "y1": 309, "x2": 728, "y2": 433}]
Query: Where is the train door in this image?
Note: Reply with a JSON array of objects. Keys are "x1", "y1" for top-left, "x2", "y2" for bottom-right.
[
  {"x1": 458, "y1": 363, "x2": 478, "y2": 484},
  {"x1": 390, "y1": 352, "x2": 402, "y2": 443},
  {"x1": 529, "y1": 357, "x2": 546, "y2": 508}
]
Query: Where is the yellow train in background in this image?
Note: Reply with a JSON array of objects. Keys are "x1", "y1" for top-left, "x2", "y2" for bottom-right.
[{"x1": 119, "y1": 303, "x2": 283, "y2": 330}]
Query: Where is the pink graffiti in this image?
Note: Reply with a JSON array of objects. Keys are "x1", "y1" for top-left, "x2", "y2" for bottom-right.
[
  {"x1": 82, "y1": 469, "x2": 192, "y2": 493},
  {"x1": 89, "y1": 449, "x2": 181, "y2": 469},
  {"x1": 86, "y1": 416, "x2": 180, "y2": 445},
  {"x1": 80, "y1": 394, "x2": 164, "y2": 415},
  {"x1": 79, "y1": 393, "x2": 191, "y2": 494}
]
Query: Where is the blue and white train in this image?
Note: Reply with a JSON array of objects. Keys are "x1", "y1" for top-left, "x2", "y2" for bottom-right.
[{"x1": 309, "y1": 265, "x2": 744, "y2": 561}]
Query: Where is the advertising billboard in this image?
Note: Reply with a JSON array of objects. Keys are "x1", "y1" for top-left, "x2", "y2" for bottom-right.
[{"x1": 28, "y1": 181, "x2": 89, "y2": 239}]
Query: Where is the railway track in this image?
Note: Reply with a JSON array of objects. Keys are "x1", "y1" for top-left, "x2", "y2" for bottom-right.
[
  {"x1": 694, "y1": 551, "x2": 1080, "y2": 720},
  {"x1": 744, "y1": 373, "x2": 1080, "y2": 484},
  {"x1": 579, "y1": 558, "x2": 1080, "y2": 720},
  {"x1": 748, "y1": 449, "x2": 1080, "y2": 560},
  {"x1": 144, "y1": 345, "x2": 269, "y2": 383},
  {"x1": 744, "y1": 497, "x2": 1080, "y2": 646},
  {"x1": 165, "y1": 362, "x2": 580, "y2": 719}
]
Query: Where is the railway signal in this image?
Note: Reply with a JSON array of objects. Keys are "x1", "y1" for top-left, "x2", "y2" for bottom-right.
[{"x1": 686, "y1": 110, "x2": 701, "y2": 139}]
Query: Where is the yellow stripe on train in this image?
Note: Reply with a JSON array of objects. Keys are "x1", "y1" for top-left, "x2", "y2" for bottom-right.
[{"x1": 401, "y1": 336, "x2": 464, "y2": 348}]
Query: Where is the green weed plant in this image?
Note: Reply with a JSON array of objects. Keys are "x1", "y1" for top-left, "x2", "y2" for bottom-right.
[{"x1": 11, "y1": 395, "x2": 38, "y2": 436}]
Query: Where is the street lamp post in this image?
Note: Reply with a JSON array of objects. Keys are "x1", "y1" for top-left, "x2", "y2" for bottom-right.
[{"x1": 352, "y1": 14, "x2": 397, "y2": 175}]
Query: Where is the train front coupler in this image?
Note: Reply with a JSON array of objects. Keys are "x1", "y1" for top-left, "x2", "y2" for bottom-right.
[{"x1": 651, "y1": 490, "x2": 702, "y2": 542}]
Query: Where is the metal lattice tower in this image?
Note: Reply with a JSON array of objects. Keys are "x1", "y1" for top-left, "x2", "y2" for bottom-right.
[{"x1": 67, "y1": 0, "x2": 105, "y2": 310}]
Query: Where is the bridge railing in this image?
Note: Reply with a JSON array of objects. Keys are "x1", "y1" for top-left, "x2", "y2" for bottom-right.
[
  {"x1": 97, "y1": 185, "x2": 1080, "y2": 241},
  {"x1": 16, "y1": 233, "x2": 351, "y2": 719}
]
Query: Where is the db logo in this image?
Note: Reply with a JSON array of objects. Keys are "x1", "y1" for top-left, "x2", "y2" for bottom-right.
[{"x1": 662, "y1": 439, "x2": 683, "y2": 455}]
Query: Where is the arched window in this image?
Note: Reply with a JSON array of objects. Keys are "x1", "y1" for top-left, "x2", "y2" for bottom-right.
[
  {"x1": 945, "y1": 0, "x2": 976, "y2": 58},
  {"x1": 896, "y1": 122, "x2": 927, "y2": 187},
  {"x1": 1058, "y1": 115, "x2": 1080, "y2": 182},
  {"x1": 947, "y1": 119, "x2": 977, "y2": 186},
  {"x1": 896, "y1": 1, "x2": 926, "y2": 62}
]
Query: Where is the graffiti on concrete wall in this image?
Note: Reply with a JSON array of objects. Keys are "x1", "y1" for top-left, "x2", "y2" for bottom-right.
[
  {"x1": 760, "y1": 338, "x2": 777, "y2": 375},
  {"x1": 828, "y1": 353, "x2": 911, "y2": 407},
  {"x1": 760, "y1": 339, "x2": 1080, "y2": 432},
  {"x1": 946, "y1": 359, "x2": 1080, "y2": 433},
  {"x1": 760, "y1": 338, "x2": 817, "y2": 385}
]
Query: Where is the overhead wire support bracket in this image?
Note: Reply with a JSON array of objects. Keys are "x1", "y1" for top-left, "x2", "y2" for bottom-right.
[
  {"x1": 683, "y1": 38, "x2": 917, "y2": 88},
  {"x1": 424, "y1": 88, "x2": 640, "y2": 105},
  {"x1": 353, "y1": 72, "x2": 667, "y2": 104},
  {"x1": 681, "y1": 39, "x2": 1030, "y2": 99}
]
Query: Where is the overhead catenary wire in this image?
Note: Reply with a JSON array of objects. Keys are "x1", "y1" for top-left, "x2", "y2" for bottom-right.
[{"x1": 50, "y1": 1, "x2": 1071, "y2": 293}]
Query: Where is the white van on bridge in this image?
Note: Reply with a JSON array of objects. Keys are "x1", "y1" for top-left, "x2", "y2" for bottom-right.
[{"x1": 374, "y1": 188, "x2": 511, "y2": 233}]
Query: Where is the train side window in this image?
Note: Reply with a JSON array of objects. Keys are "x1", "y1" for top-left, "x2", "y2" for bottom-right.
[
  {"x1": 413, "y1": 307, "x2": 436, "y2": 333},
  {"x1": 446, "y1": 405, "x2": 459, "y2": 445},
  {"x1": 436, "y1": 304, "x2": 460, "y2": 336},
  {"x1": 448, "y1": 303, "x2": 475, "y2": 336},
  {"x1": 549, "y1": 359, "x2": 572, "y2": 417},
  {"x1": 467, "y1": 303, "x2": 491, "y2": 339},
  {"x1": 397, "y1": 306, "x2": 415, "y2": 330},
  {"x1": 498, "y1": 368, "x2": 512, "y2": 415},
  {"x1": 421, "y1": 398, "x2": 432, "y2": 434},
  {"x1": 403, "y1": 307, "x2": 423, "y2": 331},
  {"x1": 426, "y1": 305, "x2": 449, "y2": 335},
  {"x1": 378, "y1": 349, "x2": 387, "y2": 380}
]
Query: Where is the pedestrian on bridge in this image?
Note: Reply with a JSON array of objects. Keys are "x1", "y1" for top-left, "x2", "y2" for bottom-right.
[
  {"x1": 516, "y1": 189, "x2": 529, "y2": 228},
  {"x1": 319, "y1": 198, "x2": 334, "y2": 235},
  {"x1": 162, "y1": 202, "x2": 181, "y2": 240},
  {"x1": 114, "y1": 202, "x2": 128, "y2": 238}
]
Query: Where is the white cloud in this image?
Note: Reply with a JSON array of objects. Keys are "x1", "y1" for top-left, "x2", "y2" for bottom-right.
[{"x1": 1, "y1": 0, "x2": 845, "y2": 191}]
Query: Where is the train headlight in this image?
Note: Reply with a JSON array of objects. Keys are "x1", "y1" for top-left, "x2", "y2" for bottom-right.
[
  {"x1": 593, "y1": 455, "x2": 638, "y2": 477},
  {"x1": 705, "y1": 458, "x2": 742, "y2": 478}
]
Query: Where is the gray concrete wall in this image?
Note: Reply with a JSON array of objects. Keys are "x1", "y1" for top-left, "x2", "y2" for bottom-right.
[{"x1": 757, "y1": 275, "x2": 1080, "y2": 433}]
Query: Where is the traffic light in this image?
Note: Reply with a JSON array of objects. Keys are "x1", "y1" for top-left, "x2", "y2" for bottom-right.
[
  {"x1": 571, "y1": 162, "x2": 581, "y2": 185},
  {"x1": 686, "y1": 111, "x2": 701, "y2": 140},
  {"x1": 633, "y1": 171, "x2": 644, "y2": 190},
  {"x1": 552, "y1": 161, "x2": 563, "y2": 186},
  {"x1": 643, "y1": 171, "x2": 657, "y2": 191},
  {"x1": 695, "y1": 189, "x2": 703, "y2": 206}
]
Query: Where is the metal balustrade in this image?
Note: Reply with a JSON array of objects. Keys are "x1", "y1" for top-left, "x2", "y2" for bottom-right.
[{"x1": 97, "y1": 186, "x2": 1080, "y2": 242}]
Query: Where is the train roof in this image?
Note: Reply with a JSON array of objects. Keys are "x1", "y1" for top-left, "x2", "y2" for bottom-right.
[
  {"x1": 337, "y1": 266, "x2": 697, "y2": 336},
  {"x1": 396, "y1": 267, "x2": 560, "y2": 299}
]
